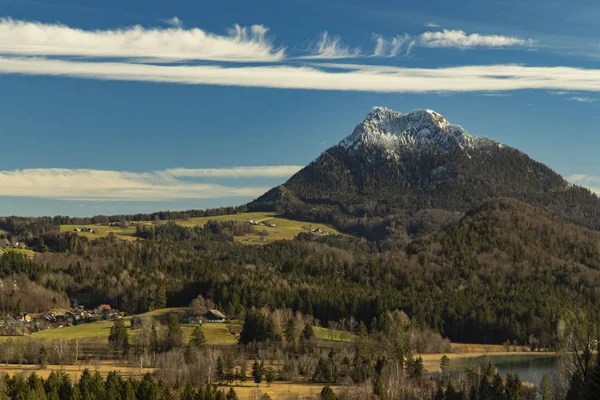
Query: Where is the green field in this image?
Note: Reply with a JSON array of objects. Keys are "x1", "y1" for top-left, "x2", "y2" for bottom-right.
[
  {"x1": 60, "y1": 212, "x2": 342, "y2": 245},
  {"x1": 24, "y1": 308, "x2": 240, "y2": 345},
  {"x1": 0, "y1": 228, "x2": 8, "y2": 236},
  {"x1": 313, "y1": 326, "x2": 353, "y2": 342},
  {"x1": 171, "y1": 212, "x2": 342, "y2": 244},
  {"x1": 60, "y1": 224, "x2": 138, "y2": 241},
  {"x1": 2, "y1": 248, "x2": 36, "y2": 258},
  {"x1": 29, "y1": 320, "x2": 116, "y2": 339}
]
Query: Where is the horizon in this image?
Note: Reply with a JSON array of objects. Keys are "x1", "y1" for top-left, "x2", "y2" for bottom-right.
[{"x1": 1, "y1": 0, "x2": 600, "y2": 216}]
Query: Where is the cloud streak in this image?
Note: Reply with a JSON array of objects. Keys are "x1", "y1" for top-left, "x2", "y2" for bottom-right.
[
  {"x1": 418, "y1": 29, "x2": 532, "y2": 49},
  {"x1": 300, "y1": 31, "x2": 361, "y2": 59},
  {"x1": 569, "y1": 96, "x2": 597, "y2": 103},
  {"x1": 0, "y1": 166, "x2": 301, "y2": 201},
  {"x1": 5, "y1": 57, "x2": 600, "y2": 93},
  {"x1": 0, "y1": 18, "x2": 284, "y2": 62}
]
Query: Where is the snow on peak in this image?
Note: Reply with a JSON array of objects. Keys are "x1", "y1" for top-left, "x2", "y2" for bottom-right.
[{"x1": 340, "y1": 107, "x2": 489, "y2": 159}]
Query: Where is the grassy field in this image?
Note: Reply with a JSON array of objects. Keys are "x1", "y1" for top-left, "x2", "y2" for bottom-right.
[
  {"x1": 29, "y1": 320, "x2": 116, "y2": 340},
  {"x1": 313, "y1": 327, "x2": 353, "y2": 342},
  {"x1": 2, "y1": 248, "x2": 36, "y2": 258},
  {"x1": 59, "y1": 212, "x2": 342, "y2": 245},
  {"x1": 171, "y1": 212, "x2": 342, "y2": 244},
  {"x1": 20, "y1": 308, "x2": 240, "y2": 345},
  {"x1": 60, "y1": 224, "x2": 138, "y2": 241}
]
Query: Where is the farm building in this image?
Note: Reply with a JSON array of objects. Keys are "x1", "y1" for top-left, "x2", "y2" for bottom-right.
[{"x1": 205, "y1": 309, "x2": 227, "y2": 322}]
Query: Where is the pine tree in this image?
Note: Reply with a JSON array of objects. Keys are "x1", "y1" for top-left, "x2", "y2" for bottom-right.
[
  {"x1": 373, "y1": 375, "x2": 384, "y2": 399},
  {"x1": 38, "y1": 345, "x2": 48, "y2": 369},
  {"x1": 265, "y1": 367, "x2": 275, "y2": 387},
  {"x1": 239, "y1": 364, "x2": 248, "y2": 386},
  {"x1": 284, "y1": 318, "x2": 297, "y2": 352},
  {"x1": 540, "y1": 374, "x2": 554, "y2": 400},
  {"x1": 252, "y1": 360, "x2": 263, "y2": 385},
  {"x1": 166, "y1": 314, "x2": 184, "y2": 350},
  {"x1": 215, "y1": 356, "x2": 225, "y2": 384},
  {"x1": 226, "y1": 387, "x2": 239, "y2": 400},
  {"x1": 320, "y1": 386, "x2": 336, "y2": 400},
  {"x1": 191, "y1": 325, "x2": 206, "y2": 348}
]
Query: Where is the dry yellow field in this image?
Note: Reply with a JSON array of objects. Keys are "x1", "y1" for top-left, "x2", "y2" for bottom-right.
[
  {"x1": 0, "y1": 363, "x2": 152, "y2": 379},
  {"x1": 217, "y1": 382, "x2": 338, "y2": 400},
  {"x1": 418, "y1": 350, "x2": 556, "y2": 373}
]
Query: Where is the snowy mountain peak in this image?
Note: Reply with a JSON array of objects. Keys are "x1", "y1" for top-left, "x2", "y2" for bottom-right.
[{"x1": 340, "y1": 107, "x2": 491, "y2": 159}]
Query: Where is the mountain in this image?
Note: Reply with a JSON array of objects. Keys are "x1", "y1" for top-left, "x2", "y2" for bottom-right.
[{"x1": 250, "y1": 107, "x2": 600, "y2": 238}]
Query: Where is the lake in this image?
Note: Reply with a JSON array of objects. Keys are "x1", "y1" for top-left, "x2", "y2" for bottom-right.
[{"x1": 454, "y1": 354, "x2": 560, "y2": 388}]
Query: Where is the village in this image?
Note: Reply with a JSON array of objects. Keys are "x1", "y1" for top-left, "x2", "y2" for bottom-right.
[
  {"x1": 0, "y1": 238, "x2": 27, "y2": 254},
  {"x1": 0, "y1": 291, "x2": 228, "y2": 337}
]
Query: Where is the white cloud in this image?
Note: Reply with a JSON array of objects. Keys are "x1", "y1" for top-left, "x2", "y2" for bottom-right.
[
  {"x1": 568, "y1": 174, "x2": 600, "y2": 195},
  {"x1": 418, "y1": 29, "x2": 531, "y2": 49},
  {"x1": 569, "y1": 96, "x2": 597, "y2": 103},
  {"x1": 426, "y1": 23, "x2": 441, "y2": 28},
  {"x1": 372, "y1": 34, "x2": 412, "y2": 57},
  {"x1": 301, "y1": 31, "x2": 361, "y2": 59},
  {"x1": 166, "y1": 165, "x2": 303, "y2": 178},
  {"x1": 165, "y1": 17, "x2": 183, "y2": 29},
  {"x1": 0, "y1": 18, "x2": 284, "y2": 62},
  {"x1": 0, "y1": 166, "x2": 301, "y2": 201},
  {"x1": 6, "y1": 57, "x2": 600, "y2": 93}
]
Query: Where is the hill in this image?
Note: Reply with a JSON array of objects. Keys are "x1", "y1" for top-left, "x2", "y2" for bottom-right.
[{"x1": 250, "y1": 107, "x2": 600, "y2": 239}]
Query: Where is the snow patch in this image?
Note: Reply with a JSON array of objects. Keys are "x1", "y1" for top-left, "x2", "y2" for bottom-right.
[{"x1": 340, "y1": 107, "x2": 496, "y2": 159}]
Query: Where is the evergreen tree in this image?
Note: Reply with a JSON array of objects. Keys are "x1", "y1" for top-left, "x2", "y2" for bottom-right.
[
  {"x1": 252, "y1": 360, "x2": 263, "y2": 385},
  {"x1": 226, "y1": 387, "x2": 239, "y2": 400},
  {"x1": 284, "y1": 318, "x2": 297, "y2": 352},
  {"x1": 216, "y1": 356, "x2": 225, "y2": 384},
  {"x1": 108, "y1": 319, "x2": 129, "y2": 357},
  {"x1": 373, "y1": 375, "x2": 384, "y2": 399},
  {"x1": 440, "y1": 355, "x2": 450, "y2": 377},
  {"x1": 191, "y1": 325, "x2": 206, "y2": 348},
  {"x1": 505, "y1": 372, "x2": 523, "y2": 400},
  {"x1": 320, "y1": 386, "x2": 336, "y2": 400},
  {"x1": 38, "y1": 345, "x2": 48, "y2": 369},
  {"x1": 540, "y1": 374, "x2": 554, "y2": 400},
  {"x1": 239, "y1": 364, "x2": 248, "y2": 386},
  {"x1": 265, "y1": 367, "x2": 275, "y2": 387},
  {"x1": 166, "y1": 314, "x2": 184, "y2": 350}
]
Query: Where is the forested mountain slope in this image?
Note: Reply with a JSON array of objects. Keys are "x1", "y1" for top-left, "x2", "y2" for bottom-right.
[{"x1": 250, "y1": 108, "x2": 600, "y2": 239}]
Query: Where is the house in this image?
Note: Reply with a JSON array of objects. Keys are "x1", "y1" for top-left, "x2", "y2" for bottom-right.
[
  {"x1": 182, "y1": 316, "x2": 202, "y2": 325},
  {"x1": 205, "y1": 309, "x2": 227, "y2": 322},
  {"x1": 94, "y1": 304, "x2": 112, "y2": 314},
  {"x1": 18, "y1": 313, "x2": 32, "y2": 323}
]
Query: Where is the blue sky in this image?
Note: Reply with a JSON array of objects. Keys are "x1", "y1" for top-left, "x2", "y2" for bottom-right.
[{"x1": 1, "y1": 0, "x2": 599, "y2": 216}]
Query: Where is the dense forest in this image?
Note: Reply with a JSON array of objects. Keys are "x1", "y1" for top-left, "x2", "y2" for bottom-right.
[
  {"x1": 1, "y1": 198, "x2": 599, "y2": 347},
  {"x1": 250, "y1": 142, "x2": 600, "y2": 240}
]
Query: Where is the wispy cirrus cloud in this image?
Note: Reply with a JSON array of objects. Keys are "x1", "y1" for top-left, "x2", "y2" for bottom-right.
[
  {"x1": 568, "y1": 96, "x2": 597, "y2": 103},
  {"x1": 0, "y1": 166, "x2": 300, "y2": 201},
  {"x1": 372, "y1": 34, "x2": 413, "y2": 57},
  {"x1": 300, "y1": 31, "x2": 361, "y2": 59},
  {"x1": 0, "y1": 18, "x2": 284, "y2": 62},
  {"x1": 5, "y1": 57, "x2": 600, "y2": 93},
  {"x1": 370, "y1": 29, "x2": 532, "y2": 57}
]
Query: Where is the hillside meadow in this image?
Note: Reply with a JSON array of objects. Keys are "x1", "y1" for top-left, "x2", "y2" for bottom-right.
[{"x1": 59, "y1": 212, "x2": 342, "y2": 245}]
